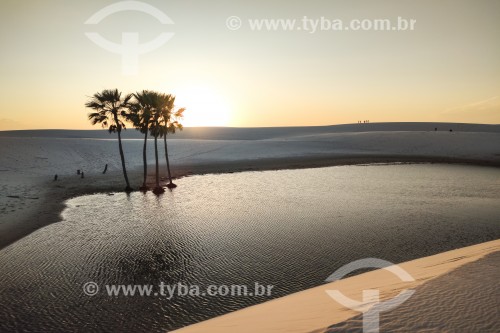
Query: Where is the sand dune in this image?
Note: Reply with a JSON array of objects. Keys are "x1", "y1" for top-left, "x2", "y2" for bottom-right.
[
  {"x1": 1, "y1": 123, "x2": 499, "y2": 331},
  {"x1": 325, "y1": 251, "x2": 500, "y2": 332},
  {"x1": 1, "y1": 122, "x2": 499, "y2": 140},
  {"x1": 1, "y1": 123, "x2": 499, "y2": 249},
  {"x1": 173, "y1": 240, "x2": 500, "y2": 333},
  {"x1": 1, "y1": 128, "x2": 499, "y2": 178}
]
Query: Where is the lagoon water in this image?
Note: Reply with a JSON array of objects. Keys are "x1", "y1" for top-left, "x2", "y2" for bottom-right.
[{"x1": 1, "y1": 164, "x2": 499, "y2": 332}]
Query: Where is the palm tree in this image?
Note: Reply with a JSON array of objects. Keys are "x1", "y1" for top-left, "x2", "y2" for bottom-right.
[
  {"x1": 86, "y1": 89, "x2": 133, "y2": 192},
  {"x1": 159, "y1": 94, "x2": 185, "y2": 189},
  {"x1": 129, "y1": 90, "x2": 155, "y2": 191},
  {"x1": 148, "y1": 92, "x2": 165, "y2": 195}
]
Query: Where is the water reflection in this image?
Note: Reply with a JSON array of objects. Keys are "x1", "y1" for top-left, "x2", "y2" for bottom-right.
[{"x1": 1, "y1": 164, "x2": 499, "y2": 332}]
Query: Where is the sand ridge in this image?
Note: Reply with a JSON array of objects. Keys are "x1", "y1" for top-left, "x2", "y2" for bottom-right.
[
  {"x1": 1, "y1": 124, "x2": 500, "y2": 249},
  {"x1": 173, "y1": 240, "x2": 500, "y2": 333}
]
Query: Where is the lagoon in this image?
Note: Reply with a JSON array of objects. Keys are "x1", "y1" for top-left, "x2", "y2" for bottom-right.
[{"x1": 1, "y1": 164, "x2": 499, "y2": 331}]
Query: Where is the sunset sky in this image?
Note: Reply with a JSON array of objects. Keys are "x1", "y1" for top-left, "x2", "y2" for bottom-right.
[{"x1": 0, "y1": 0, "x2": 499, "y2": 130}]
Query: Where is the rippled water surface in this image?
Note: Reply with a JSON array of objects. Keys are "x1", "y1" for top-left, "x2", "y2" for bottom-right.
[{"x1": 1, "y1": 164, "x2": 499, "y2": 332}]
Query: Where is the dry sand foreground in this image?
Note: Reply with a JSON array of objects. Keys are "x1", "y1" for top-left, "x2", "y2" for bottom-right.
[{"x1": 173, "y1": 239, "x2": 500, "y2": 333}]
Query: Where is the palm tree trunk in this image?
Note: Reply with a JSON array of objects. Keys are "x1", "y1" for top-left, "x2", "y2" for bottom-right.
[
  {"x1": 154, "y1": 134, "x2": 160, "y2": 188},
  {"x1": 117, "y1": 129, "x2": 132, "y2": 191},
  {"x1": 163, "y1": 134, "x2": 174, "y2": 185},
  {"x1": 142, "y1": 129, "x2": 148, "y2": 188}
]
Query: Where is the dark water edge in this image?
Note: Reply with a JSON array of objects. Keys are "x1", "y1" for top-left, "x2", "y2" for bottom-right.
[{"x1": 1, "y1": 164, "x2": 499, "y2": 332}]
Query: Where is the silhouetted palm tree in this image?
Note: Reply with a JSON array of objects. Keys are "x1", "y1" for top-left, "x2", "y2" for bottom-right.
[
  {"x1": 86, "y1": 89, "x2": 133, "y2": 192},
  {"x1": 148, "y1": 92, "x2": 165, "y2": 195},
  {"x1": 129, "y1": 90, "x2": 155, "y2": 191},
  {"x1": 159, "y1": 94, "x2": 185, "y2": 188}
]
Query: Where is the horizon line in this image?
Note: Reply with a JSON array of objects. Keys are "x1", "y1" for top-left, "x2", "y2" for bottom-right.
[{"x1": 1, "y1": 121, "x2": 499, "y2": 132}]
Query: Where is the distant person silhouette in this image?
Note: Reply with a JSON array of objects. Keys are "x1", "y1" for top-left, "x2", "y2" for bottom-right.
[
  {"x1": 77, "y1": 169, "x2": 80, "y2": 175},
  {"x1": 81, "y1": 171, "x2": 84, "y2": 179},
  {"x1": 435, "y1": 128, "x2": 437, "y2": 131},
  {"x1": 54, "y1": 174, "x2": 58, "y2": 181}
]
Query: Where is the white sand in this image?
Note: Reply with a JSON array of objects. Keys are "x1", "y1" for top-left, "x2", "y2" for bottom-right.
[
  {"x1": 325, "y1": 251, "x2": 500, "y2": 332},
  {"x1": 1, "y1": 123, "x2": 499, "y2": 330},
  {"x1": 173, "y1": 239, "x2": 500, "y2": 333},
  {"x1": 1, "y1": 130, "x2": 500, "y2": 175},
  {"x1": 1, "y1": 123, "x2": 500, "y2": 248}
]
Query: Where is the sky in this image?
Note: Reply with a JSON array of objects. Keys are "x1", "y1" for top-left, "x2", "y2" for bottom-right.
[{"x1": 0, "y1": 0, "x2": 499, "y2": 129}]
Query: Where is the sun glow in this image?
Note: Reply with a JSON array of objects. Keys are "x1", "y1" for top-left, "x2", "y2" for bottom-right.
[{"x1": 174, "y1": 86, "x2": 232, "y2": 127}]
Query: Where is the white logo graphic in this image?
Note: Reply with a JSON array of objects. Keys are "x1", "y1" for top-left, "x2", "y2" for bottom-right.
[
  {"x1": 226, "y1": 16, "x2": 242, "y2": 30},
  {"x1": 83, "y1": 281, "x2": 99, "y2": 296},
  {"x1": 84, "y1": 1, "x2": 174, "y2": 75},
  {"x1": 325, "y1": 258, "x2": 415, "y2": 333}
]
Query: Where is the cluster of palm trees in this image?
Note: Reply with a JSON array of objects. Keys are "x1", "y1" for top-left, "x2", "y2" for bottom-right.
[{"x1": 85, "y1": 89, "x2": 185, "y2": 194}]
